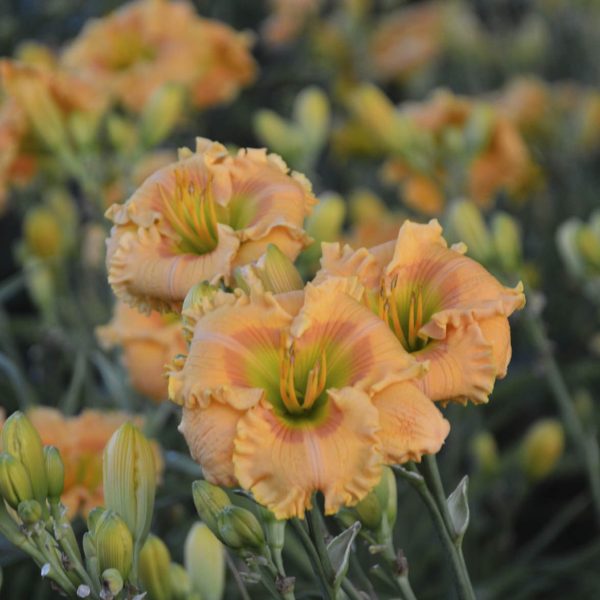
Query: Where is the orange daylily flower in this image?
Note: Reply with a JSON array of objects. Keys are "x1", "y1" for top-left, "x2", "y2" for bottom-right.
[
  {"x1": 62, "y1": 0, "x2": 256, "y2": 112},
  {"x1": 106, "y1": 138, "x2": 316, "y2": 313},
  {"x1": 261, "y1": 0, "x2": 321, "y2": 47},
  {"x1": 369, "y1": 2, "x2": 442, "y2": 83},
  {"x1": 96, "y1": 301, "x2": 187, "y2": 402},
  {"x1": 0, "y1": 407, "x2": 162, "y2": 519},
  {"x1": 168, "y1": 277, "x2": 448, "y2": 519},
  {"x1": 317, "y1": 220, "x2": 526, "y2": 405},
  {"x1": 377, "y1": 89, "x2": 535, "y2": 215}
]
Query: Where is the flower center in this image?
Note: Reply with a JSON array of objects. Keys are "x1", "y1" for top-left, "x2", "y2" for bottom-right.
[
  {"x1": 162, "y1": 170, "x2": 220, "y2": 255},
  {"x1": 279, "y1": 335, "x2": 328, "y2": 416},
  {"x1": 378, "y1": 277, "x2": 434, "y2": 352}
]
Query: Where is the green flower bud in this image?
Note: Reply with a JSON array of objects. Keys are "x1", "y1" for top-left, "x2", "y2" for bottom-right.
[
  {"x1": 107, "y1": 115, "x2": 138, "y2": 153},
  {"x1": 184, "y1": 523, "x2": 225, "y2": 600},
  {"x1": 95, "y1": 510, "x2": 134, "y2": 579},
  {"x1": 44, "y1": 446, "x2": 64, "y2": 501},
  {"x1": 294, "y1": 87, "x2": 330, "y2": 155},
  {"x1": 191, "y1": 480, "x2": 231, "y2": 536},
  {"x1": 379, "y1": 467, "x2": 397, "y2": 530},
  {"x1": 557, "y1": 219, "x2": 586, "y2": 279},
  {"x1": 577, "y1": 226, "x2": 600, "y2": 272},
  {"x1": 141, "y1": 83, "x2": 186, "y2": 147},
  {"x1": 0, "y1": 453, "x2": 34, "y2": 509},
  {"x1": 256, "y1": 506, "x2": 286, "y2": 554},
  {"x1": 306, "y1": 193, "x2": 346, "y2": 245},
  {"x1": 448, "y1": 200, "x2": 494, "y2": 265},
  {"x1": 1, "y1": 412, "x2": 48, "y2": 506},
  {"x1": 23, "y1": 207, "x2": 63, "y2": 259},
  {"x1": 217, "y1": 506, "x2": 265, "y2": 551},
  {"x1": 139, "y1": 534, "x2": 173, "y2": 600},
  {"x1": 169, "y1": 563, "x2": 192, "y2": 600},
  {"x1": 353, "y1": 487, "x2": 382, "y2": 531},
  {"x1": 103, "y1": 423, "x2": 156, "y2": 552},
  {"x1": 349, "y1": 188, "x2": 387, "y2": 224},
  {"x1": 182, "y1": 282, "x2": 220, "y2": 343},
  {"x1": 17, "y1": 499, "x2": 42, "y2": 525},
  {"x1": 87, "y1": 507, "x2": 106, "y2": 536},
  {"x1": 236, "y1": 244, "x2": 304, "y2": 295},
  {"x1": 353, "y1": 467, "x2": 396, "y2": 532},
  {"x1": 254, "y1": 110, "x2": 304, "y2": 165},
  {"x1": 521, "y1": 419, "x2": 565, "y2": 481},
  {"x1": 470, "y1": 431, "x2": 499, "y2": 474},
  {"x1": 101, "y1": 568, "x2": 124, "y2": 596},
  {"x1": 491, "y1": 212, "x2": 523, "y2": 273}
]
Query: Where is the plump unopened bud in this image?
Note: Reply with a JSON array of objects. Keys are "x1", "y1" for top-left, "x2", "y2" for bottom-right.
[
  {"x1": 43, "y1": 446, "x2": 64, "y2": 501},
  {"x1": 18, "y1": 499, "x2": 42, "y2": 525},
  {"x1": 95, "y1": 510, "x2": 134, "y2": 578},
  {"x1": 1, "y1": 412, "x2": 48, "y2": 505},
  {"x1": 448, "y1": 200, "x2": 494, "y2": 265},
  {"x1": 139, "y1": 534, "x2": 173, "y2": 600},
  {"x1": 103, "y1": 423, "x2": 156, "y2": 551},
  {"x1": 305, "y1": 193, "x2": 345, "y2": 246},
  {"x1": 349, "y1": 188, "x2": 386, "y2": 224},
  {"x1": 0, "y1": 453, "x2": 34, "y2": 509},
  {"x1": 470, "y1": 432, "x2": 499, "y2": 474},
  {"x1": 182, "y1": 282, "x2": 219, "y2": 343},
  {"x1": 107, "y1": 115, "x2": 138, "y2": 152},
  {"x1": 101, "y1": 568, "x2": 124, "y2": 596},
  {"x1": 87, "y1": 507, "x2": 106, "y2": 537},
  {"x1": 169, "y1": 563, "x2": 193, "y2": 600},
  {"x1": 23, "y1": 207, "x2": 63, "y2": 259},
  {"x1": 521, "y1": 419, "x2": 565, "y2": 480},
  {"x1": 184, "y1": 522, "x2": 225, "y2": 600},
  {"x1": 141, "y1": 83, "x2": 186, "y2": 147},
  {"x1": 256, "y1": 506, "x2": 286, "y2": 554},
  {"x1": 256, "y1": 244, "x2": 304, "y2": 294},
  {"x1": 216, "y1": 506, "x2": 265, "y2": 551},
  {"x1": 353, "y1": 466, "x2": 396, "y2": 531},
  {"x1": 576, "y1": 226, "x2": 600, "y2": 272},
  {"x1": 191, "y1": 480, "x2": 231, "y2": 536},
  {"x1": 254, "y1": 111, "x2": 304, "y2": 164},
  {"x1": 294, "y1": 86, "x2": 330, "y2": 154},
  {"x1": 492, "y1": 212, "x2": 523, "y2": 273}
]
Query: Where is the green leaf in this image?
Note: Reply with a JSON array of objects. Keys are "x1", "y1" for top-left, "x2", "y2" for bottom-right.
[
  {"x1": 447, "y1": 476, "x2": 470, "y2": 544},
  {"x1": 326, "y1": 521, "x2": 361, "y2": 589}
]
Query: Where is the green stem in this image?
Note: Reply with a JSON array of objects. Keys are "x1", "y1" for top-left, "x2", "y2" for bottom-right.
[
  {"x1": 32, "y1": 528, "x2": 79, "y2": 597},
  {"x1": 306, "y1": 507, "x2": 336, "y2": 584},
  {"x1": 225, "y1": 552, "x2": 252, "y2": 600},
  {"x1": 379, "y1": 535, "x2": 418, "y2": 600},
  {"x1": 523, "y1": 309, "x2": 600, "y2": 527},
  {"x1": 290, "y1": 519, "x2": 336, "y2": 600},
  {"x1": 341, "y1": 578, "x2": 364, "y2": 600},
  {"x1": 395, "y1": 466, "x2": 475, "y2": 600}
]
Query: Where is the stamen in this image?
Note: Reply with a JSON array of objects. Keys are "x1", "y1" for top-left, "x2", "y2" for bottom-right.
[
  {"x1": 162, "y1": 170, "x2": 220, "y2": 255},
  {"x1": 303, "y1": 350, "x2": 328, "y2": 411}
]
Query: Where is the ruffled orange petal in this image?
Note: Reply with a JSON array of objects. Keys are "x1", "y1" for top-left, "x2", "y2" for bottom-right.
[
  {"x1": 372, "y1": 381, "x2": 450, "y2": 463},
  {"x1": 106, "y1": 223, "x2": 240, "y2": 313},
  {"x1": 179, "y1": 401, "x2": 245, "y2": 487},
  {"x1": 414, "y1": 321, "x2": 498, "y2": 405},
  {"x1": 233, "y1": 388, "x2": 383, "y2": 519},
  {"x1": 167, "y1": 290, "x2": 293, "y2": 409},
  {"x1": 290, "y1": 277, "x2": 425, "y2": 391}
]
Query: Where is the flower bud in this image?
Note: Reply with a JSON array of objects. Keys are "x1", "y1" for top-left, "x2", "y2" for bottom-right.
[
  {"x1": 141, "y1": 83, "x2": 186, "y2": 147},
  {"x1": 101, "y1": 568, "x2": 124, "y2": 596},
  {"x1": 191, "y1": 480, "x2": 231, "y2": 536},
  {"x1": 448, "y1": 200, "x2": 494, "y2": 265},
  {"x1": 107, "y1": 115, "x2": 138, "y2": 153},
  {"x1": 23, "y1": 207, "x2": 63, "y2": 259},
  {"x1": 216, "y1": 506, "x2": 265, "y2": 551},
  {"x1": 103, "y1": 423, "x2": 156, "y2": 551},
  {"x1": 254, "y1": 111, "x2": 304, "y2": 165},
  {"x1": 68, "y1": 111, "x2": 100, "y2": 150},
  {"x1": 139, "y1": 534, "x2": 173, "y2": 600},
  {"x1": 256, "y1": 244, "x2": 304, "y2": 294},
  {"x1": 43, "y1": 446, "x2": 64, "y2": 501},
  {"x1": 256, "y1": 506, "x2": 286, "y2": 554},
  {"x1": 305, "y1": 193, "x2": 345, "y2": 245},
  {"x1": 353, "y1": 466, "x2": 396, "y2": 532},
  {"x1": 577, "y1": 226, "x2": 600, "y2": 272},
  {"x1": 0, "y1": 453, "x2": 34, "y2": 509},
  {"x1": 182, "y1": 282, "x2": 220, "y2": 343},
  {"x1": 521, "y1": 419, "x2": 565, "y2": 480},
  {"x1": 87, "y1": 507, "x2": 106, "y2": 536},
  {"x1": 169, "y1": 563, "x2": 193, "y2": 600},
  {"x1": 557, "y1": 219, "x2": 587, "y2": 279},
  {"x1": 294, "y1": 87, "x2": 330, "y2": 155},
  {"x1": 491, "y1": 212, "x2": 523, "y2": 273},
  {"x1": 95, "y1": 510, "x2": 134, "y2": 578},
  {"x1": 470, "y1": 432, "x2": 499, "y2": 474},
  {"x1": 1, "y1": 412, "x2": 48, "y2": 505},
  {"x1": 349, "y1": 189, "x2": 387, "y2": 224},
  {"x1": 184, "y1": 523, "x2": 225, "y2": 600},
  {"x1": 17, "y1": 499, "x2": 42, "y2": 525}
]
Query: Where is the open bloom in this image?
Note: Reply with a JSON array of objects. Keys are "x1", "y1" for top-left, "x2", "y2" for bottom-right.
[
  {"x1": 168, "y1": 276, "x2": 448, "y2": 519},
  {"x1": 317, "y1": 220, "x2": 526, "y2": 405},
  {"x1": 0, "y1": 408, "x2": 162, "y2": 519},
  {"x1": 106, "y1": 138, "x2": 316, "y2": 313},
  {"x1": 61, "y1": 0, "x2": 256, "y2": 112},
  {"x1": 97, "y1": 301, "x2": 187, "y2": 402}
]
